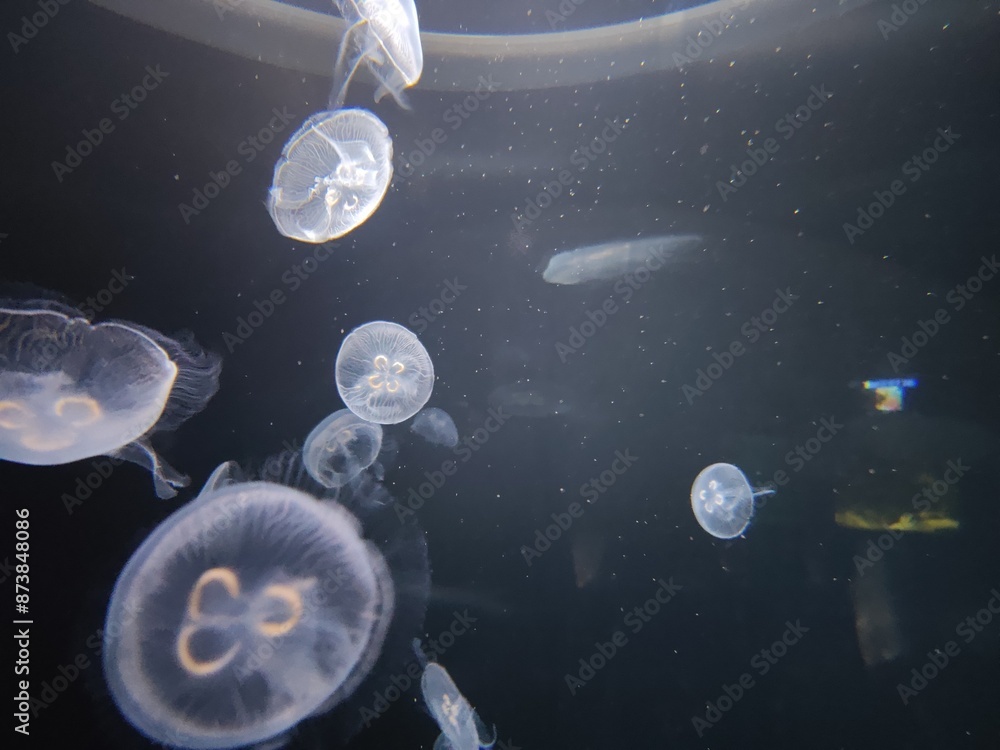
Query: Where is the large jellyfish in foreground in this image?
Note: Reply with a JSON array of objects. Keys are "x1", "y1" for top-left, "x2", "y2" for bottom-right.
[
  {"x1": 690, "y1": 462, "x2": 775, "y2": 539},
  {"x1": 329, "y1": 0, "x2": 423, "y2": 110},
  {"x1": 103, "y1": 455, "x2": 429, "y2": 749},
  {"x1": 410, "y1": 407, "x2": 458, "y2": 448},
  {"x1": 0, "y1": 299, "x2": 220, "y2": 498},
  {"x1": 336, "y1": 321, "x2": 434, "y2": 425},
  {"x1": 267, "y1": 109, "x2": 393, "y2": 243},
  {"x1": 303, "y1": 408, "x2": 383, "y2": 488},
  {"x1": 414, "y1": 651, "x2": 496, "y2": 750}
]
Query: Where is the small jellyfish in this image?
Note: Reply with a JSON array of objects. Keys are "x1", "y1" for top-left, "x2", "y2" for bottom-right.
[
  {"x1": 336, "y1": 321, "x2": 434, "y2": 425},
  {"x1": 303, "y1": 408, "x2": 383, "y2": 488},
  {"x1": 417, "y1": 659, "x2": 496, "y2": 750},
  {"x1": 267, "y1": 108, "x2": 393, "y2": 243},
  {"x1": 329, "y1": 0, "x2": 423, "y2": 110},
  {"x1": 0, "y1": 299, "x2": 220, "y2": 499},
  {"x1": 410, "y1": 407, "x2": 458, "y2": 448},
  {"x1": 690, "y1": 462, "x2": 775, "y2": 539},
  {"x1": 102, "y1": 478, "x2": 395, "y2": 749}
]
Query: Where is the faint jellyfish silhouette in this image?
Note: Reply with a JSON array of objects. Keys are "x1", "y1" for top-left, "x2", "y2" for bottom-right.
[
  {"x1": 303, "y1": 408, "x2": 383, "y2": 488},
  {"x1": 267, "y1": 108, "x2": 393, "y2": 243},
  {"x1": 329, "y1": 0, "x2": 423, "y2": 110},
  {"x1": 102, "y1": 476, "x2": 395, "y2": 749},
  {"x1": 410, "y1": 407, "x2": 458, "y2": 448},
  {"x1": 0, "y1": 299, "x2": 220, "y2": 499},
  {"x1": 414, "y1": 654, "x2": 496, "y2": 750},
  {"x1": 690, "y1": 462, "x2": 775, "y2": 539},
  {"x1": 336, "y1": 321, "x2": 434, "y2": 425},
  {"x1": 542, "y1": 234, "x2": 702, "y2": 285}
]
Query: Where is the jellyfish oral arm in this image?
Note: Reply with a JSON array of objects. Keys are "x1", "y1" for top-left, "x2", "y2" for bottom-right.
[{"x1": 329, "y1": 19, "x2": 371, "y2": 109}]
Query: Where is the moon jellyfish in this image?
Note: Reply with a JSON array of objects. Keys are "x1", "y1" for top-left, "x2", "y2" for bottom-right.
[
  {"x1": 410, "y1": 407, "x2": 458, "y2": 448},
  {"x1": 0, "y1": 299, "x2": 220, "y2": 499},
  {"x1": 102, "y1": 476, "x2": 395, "y2": 749},
  {"x1": 542, "y1": 234, "x2": 702, "y2": 286},
  {"x1": 303, "y1": 408, "x2": 383, "y2": 488},
  {"x1": 267, "y1": 109, "x2": 392, "y2": 243},
  {"x1": 690, "y1": 462, "x2": 775, "y2": 539},
  {"x1": 336, "y1": 321, "x2": 433, "y2": 425},
  {"x1": 416, "y1": 658, "x2": 496, "y2": 750},
  {"x1": 329, "y1": 0, "x2": 423, "y2": 110}
]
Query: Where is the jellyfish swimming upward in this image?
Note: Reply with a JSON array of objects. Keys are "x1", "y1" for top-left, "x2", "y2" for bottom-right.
[
  {"x1": 267, "y1": 108, "x2": 393, "y2": 243},
  {"x1": 329, "y1": 0, "x2": 423, "y2": 110},
  {"x1": 0, "y1": 299, "x2": 220, "y2": 498},
  {"x1": 336, "y1": 321, "x2": 434, "y2": 425}
]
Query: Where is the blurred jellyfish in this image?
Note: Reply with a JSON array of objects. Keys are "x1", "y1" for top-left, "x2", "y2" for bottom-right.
[
  {"x1": 410, "y1": 407, "x2": 458, "y2": 448},
  {"x1": 267, "y1": 109, "x2": 393, "y2": 243},
  {"x1": 303, "y1": 408, "x2": 383, "y2": 488},
  {"x1": 415, "y1": 656, "x2": 496, "y2": 750},
  {"x1": 0, "y1": 299, "x2": 220, "y2": 499},
  {"x1": 103, "y1": 467, "x2": 410, "y2": 749},
  {"x1": 329, "y1": 0, "x2": 423, "y2": 110},
  {"x1": 690, "y1": 462, "x2": 775, "y2": 539},
  {"x1": 487, "y1": 380, "x2": 572, "y2": 418},
  {"x1": 542, "y1": 234, "x2": 702, "y2": 285},
  {"x1": 336, "y1": 321, "x2": 433, "y2": 425}
]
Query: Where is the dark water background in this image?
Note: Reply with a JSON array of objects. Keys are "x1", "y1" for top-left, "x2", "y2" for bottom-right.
[{"x1": 1, "y1": 0, "x2": 999, "y2": 748}]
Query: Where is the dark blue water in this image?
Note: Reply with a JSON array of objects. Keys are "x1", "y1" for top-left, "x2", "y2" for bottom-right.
[{"x1": 1, "y1": 1, "x2": 999, "y2": 749}]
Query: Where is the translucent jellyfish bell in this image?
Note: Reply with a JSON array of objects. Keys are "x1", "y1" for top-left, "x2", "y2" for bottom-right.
[
  {"x1": 336, "y1": 321, "x2": 434, "y2": 425},
  {"x1": 329, "y1": 0, "x2": 423, "y2": 110},
  {"x1": 410, "y1": 407, "x2": 458, "y2": 448},
  {"x1": 102, "y1": 478, "x2": 394, "y2": 750},
  {"x1": 267, "y1": 109, "x2": 393, "y2": 243},
  {"x1": 418, "y1": 661, "x2": 496, "y2": 750},
  {"x1": 303, "y1": 408, "x2": 383, "y2": 488},
  {"x1": 690, "y1": 462, "x2": 775, "y2": 539},
  {"x1": 0, "y1": 300, "x2": 220, "y2": 499}
]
